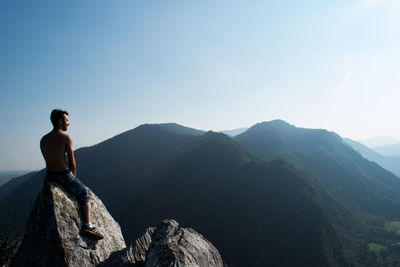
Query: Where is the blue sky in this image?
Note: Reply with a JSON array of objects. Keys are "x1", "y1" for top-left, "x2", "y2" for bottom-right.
[{"x1": 1, "y1": 0, "x2": 400, "y2": 171}]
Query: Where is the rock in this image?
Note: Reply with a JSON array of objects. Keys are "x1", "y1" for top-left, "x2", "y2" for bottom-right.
[
  {"x1": 100, "y1": 219, "x2": 227, "y2": 267},
  {"x1": 10, "y1": 183, "x2": 226, "y2": 267},
  {"x1": 10, "y1": 182, "x2": 126, "y2": 267}
]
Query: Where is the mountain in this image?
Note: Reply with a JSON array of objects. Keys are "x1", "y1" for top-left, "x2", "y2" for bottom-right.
[
  {"x1": 235, "y1": 120, "x2": 400, "y2": 219},
  {"x1": 219, "y1": 127, "x2": 248, "y2": 136},
  {"x1": 359, "y1": 135, "x2": 399, "y2": 148},
  {"x1": 76, "y1": 126, "x2": 346, "y2": 266},
  {"x1": 344, "y1": 138, "x2": 400, "y2": 177},
  {"x1": 372, "y1": 142, "x2": 400, "y2": 157},
  {"x1": 5, "y1": 121, "x2": 400, "y2": 265},
  {"x1": 147, "y1": 132, "x2": 346, "y2": 266},
  {"x1": 235, "y1": 120, "x2": 400, "y2": 264},
  {"x1": 157, "y1": 123, "x2": 205, "y2": 136},
  {"x1": 1, "y1": 123, "x2": 346, "y2": 266},
  {"x1": 0, "y1": 171, "x2": 37, "y2": 202},
  {"x1": 0, "y1": 171, "x2": 31, "y2": 187}
]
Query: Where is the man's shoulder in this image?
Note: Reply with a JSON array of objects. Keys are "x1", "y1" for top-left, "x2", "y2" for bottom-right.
[
  {"x1": 40, "y1": 132, "x2": 51, "y2": 143},
  {"x1": 41, "y1": 131, "x2": 71, "y2": 141},
  {"x1": 62, "y1": 133, "x2": 73, "y2": 146},
  {"x1": 59, "y1": 132, "x2": 71, "y2": 138},
  {"x1": 55, "y1": 132, "x2": 72, "y2": 144}
]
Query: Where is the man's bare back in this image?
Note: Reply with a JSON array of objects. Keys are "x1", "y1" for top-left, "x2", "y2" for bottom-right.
[
  {"x1": 40, "y1": 112, "x2": 76, "y2": 175},
  {"x1": 40, "y1": 131, "x2": 71, "y2": 172}
]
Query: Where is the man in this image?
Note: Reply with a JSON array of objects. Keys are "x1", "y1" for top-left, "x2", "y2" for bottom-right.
[{"x1": 40, "y1": 109, "x2": 103, "y2": 239}]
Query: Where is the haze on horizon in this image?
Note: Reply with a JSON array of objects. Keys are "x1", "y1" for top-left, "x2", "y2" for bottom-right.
[{"x1": 1, "y1": 0, "x2": 400, "y2": 171}]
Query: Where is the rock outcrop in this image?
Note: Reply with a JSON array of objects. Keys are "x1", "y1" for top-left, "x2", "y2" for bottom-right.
[
  {"x1": 11, "y1": 183, "x2": 126, "y2": 267},
  {"x1": 100, "y1": 219, "x2": 227, "y2": 267},
  {"x1": 11, "y1": 183, "x2": 227, "y2": 267}
]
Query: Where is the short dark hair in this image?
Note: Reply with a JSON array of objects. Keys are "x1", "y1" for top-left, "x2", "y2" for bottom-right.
[{"x1": 50, "y1": 109, "x2": 69, "y2": 127}]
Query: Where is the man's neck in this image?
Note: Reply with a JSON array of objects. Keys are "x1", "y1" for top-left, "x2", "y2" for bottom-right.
[{"x1": 52, "y1": 128, "x2": 63, "y2": 133}]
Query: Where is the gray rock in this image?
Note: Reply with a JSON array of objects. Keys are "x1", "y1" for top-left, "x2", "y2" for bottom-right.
[
  {"x1": 101, "y1": 219, "x2": 227, "y2": 267},
  {"x1": 11, "y1": 182, "x2": 126, "y2": 267}
]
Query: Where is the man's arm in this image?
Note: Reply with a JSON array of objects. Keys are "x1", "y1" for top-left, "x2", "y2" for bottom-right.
[{"x1": 66, "y1": 135, "x2": 76, "y2": 175}]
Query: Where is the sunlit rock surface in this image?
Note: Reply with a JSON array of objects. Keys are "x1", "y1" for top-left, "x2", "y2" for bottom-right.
[
  {"x1": 11, "y1": 183, "x2": 126, "y2": 267},
  {"x1": 101, "y1": 219, "x2": 227, "y2": 267}
]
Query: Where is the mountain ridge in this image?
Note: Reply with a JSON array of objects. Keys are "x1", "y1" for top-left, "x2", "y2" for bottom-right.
[
  {"x1": 236, "y1": 121, "x2": 400, "y2": 219},
  {"x1": 3, "y1": 120, "x2": 400, "y2": 265}
]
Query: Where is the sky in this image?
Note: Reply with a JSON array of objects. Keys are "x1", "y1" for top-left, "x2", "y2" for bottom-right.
[{"x1": 1, "y1": 0, "x2": 400, "y2": 171}]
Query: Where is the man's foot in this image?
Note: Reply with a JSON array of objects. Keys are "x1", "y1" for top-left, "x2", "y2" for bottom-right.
[{"x1": 80, "y1": 225, "x2": 104, "y2": 240}]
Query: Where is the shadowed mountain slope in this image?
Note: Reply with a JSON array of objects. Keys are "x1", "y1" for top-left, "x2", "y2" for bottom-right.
[
  {"x1": 76, "y1": 127, "x2": 346, "y2": 266},
  {"x1": 234, "y1": 120, "x2": 400, "y2": 265},
  {"x1": 74, "y1": 123, "x2": 200, "y2": 208},
  {"x1": 234, "y1": 120, "x2": 400, "y2": 264},
  {"x1": 154, "y1": 132, "x2": 347, "y2": 266}
]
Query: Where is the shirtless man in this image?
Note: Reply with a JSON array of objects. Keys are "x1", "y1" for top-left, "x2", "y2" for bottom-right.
[{"x1": 40, "y1": 109, "x2": 103, "y2": 239}]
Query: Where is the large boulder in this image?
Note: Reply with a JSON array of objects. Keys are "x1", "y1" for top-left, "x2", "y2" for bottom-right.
[
  {"x1": 11, "y1": 182, "x2": 126, "y2": 267},
  {"x1": 101, "y1": 219, "x2": 227, "y2": 267}
]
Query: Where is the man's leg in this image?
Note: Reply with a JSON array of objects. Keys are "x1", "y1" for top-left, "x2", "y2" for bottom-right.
[
  {"x1": 64, "y1": 172, "x2": 92, "y2": 225},
  {"x1": 81, "y1": 201, "x2": 103, "y2": 239},
  {"x1": 82, "y1": 201, "x2": 92, "y2": 225}
]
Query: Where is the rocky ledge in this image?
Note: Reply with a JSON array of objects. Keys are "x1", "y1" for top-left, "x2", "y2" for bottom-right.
[{"x1": 10, "y1": 183, "x2": 226, "y2": 267}]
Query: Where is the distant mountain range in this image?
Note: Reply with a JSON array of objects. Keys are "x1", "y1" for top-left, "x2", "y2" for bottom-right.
[
  {"x1": 219, "y1": 127, "x2": 248, "y2": 136},
  {"x1": 2, "y1": 120, "x2": 400, "y2": 266},
  {"x1": 359, "y1": 135, "x2": 399, "y2": 148},
  {"x1": 344, "y1": 138, "x2": 400, "y2": 177},
  {"x1": 372, "y1": 142, "x2": 400, "y2": 157}
]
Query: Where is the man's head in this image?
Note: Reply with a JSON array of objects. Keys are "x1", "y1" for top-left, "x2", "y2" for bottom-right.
[{"x1": 50, "y1": 109, "x2": 69, "y2": 131}]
